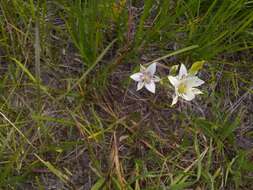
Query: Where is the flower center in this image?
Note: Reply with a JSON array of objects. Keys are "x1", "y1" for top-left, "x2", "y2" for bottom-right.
[
  {"x1": 141, "y1": 72, "x2": 152, "y2": 83},
  {"x1": 178, "y1": 82, "x2": 187, "y2": 94}
]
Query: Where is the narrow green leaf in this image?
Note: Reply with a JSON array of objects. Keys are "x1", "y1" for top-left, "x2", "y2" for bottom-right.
[
  {"x1": 147, "y1": 45, "x2": 199, "y2": 64},
  {"x1": 34, "y1": 154, "x2": 69, "y2": 185},
  {"x1": 58, "y1": 39, "x2": 117, "y2": 100},
  {"x1": 91, "y1": 178, "x2": 105, "y2": 190},
  {"x1": 11, "y1": 58, "x2": 37, "y2": 83}
]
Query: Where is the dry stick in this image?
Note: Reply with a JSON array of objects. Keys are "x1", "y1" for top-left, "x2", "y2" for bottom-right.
[
  {"x1": 35, "y1": 18, "x2": 42, "y2": 111},
  {"x1": 34, "y1": 17, "x2": 44, "y2": 147},
  {"x1": 35, "y1": 19, "x2": 41, "y2": 83}
]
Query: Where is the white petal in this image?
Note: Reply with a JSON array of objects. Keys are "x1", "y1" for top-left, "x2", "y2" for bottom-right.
[
  {"x1": 192, "y1": 88, "x2": 203, "y2": 95},
  {"x1": 130, "y1": 73, "x2": 143, "y2": 82},
  {"x1": 153, "y1": 75, "x2": 160, "y2": 82},
  {"x1": 185, "y1": 76, "x2": 205, "y2": 87},
  {"x1": 171, "y1": 94, "x2": 178, "y2": 106},
  {"x1": 145, "y1": 81, "x2": 156, "y2": 93},
  {"x1": 137, "y1": 81, "x2": 145, "y2": 91},
  {"x1": 179, "y1": 64, "x2": 188, "y2": 79},
  {"x1": 146, "y1": 62, "x2": 157, "y2": 75},
  {"x1": 181, "y1": 89, "x2": 195, "y2": 101},
  {"x1": 168, "y1": 76, "x2": 179, "y2": 87}
]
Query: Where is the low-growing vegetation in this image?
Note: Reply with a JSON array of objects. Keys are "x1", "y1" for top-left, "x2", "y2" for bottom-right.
[{"x1": 0, "y1": 0, "x2": 252, "y2": 189}]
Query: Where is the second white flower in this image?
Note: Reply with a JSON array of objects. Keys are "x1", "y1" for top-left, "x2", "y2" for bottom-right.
[{"x1": 130, "y1": 62, "x2": 160, "y2": 93}]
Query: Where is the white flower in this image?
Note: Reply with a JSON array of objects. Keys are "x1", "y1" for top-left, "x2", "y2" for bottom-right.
[
  {"x1": 168, "y1": 64, "x2": 204, "y2": 106},
  {"x1": 130, "y1": 62, "x2": 160, "y2": 93}
]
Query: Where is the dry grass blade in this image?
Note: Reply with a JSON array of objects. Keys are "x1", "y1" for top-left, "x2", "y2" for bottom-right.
[{"x1": 109, "y1": 132, "x2": 126, "y2": 189}]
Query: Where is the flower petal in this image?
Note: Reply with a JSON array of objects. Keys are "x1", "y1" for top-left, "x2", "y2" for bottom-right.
[
  {"x1": 181, "y1": 89, "x2": 195, "y2": 101},
  {"x1": 137, "y1": 81, "x2": 145, "y2": 91},
  {"x1": 179, "y1": 63, "x2": 188, "y2": 79},
  {"x1": 185, "y1": 76, "x2": 205, "y2": 87},
  {"x1": 171, "y1": 94, "x2": 178, "y2": 106},
  {"x1": 168, "y1": 76, "x2": 179, "y2": 87},
  {"x1": 146, "y1": 62, "x2": 157, "y2": 75},
  {"x1": 192, "y1": 88, "x2": 203, "y2": 95},
  {"x1": 130, "y1": 73, "x2": 143, "y2": 82},
  {"x1": 145, "y1": 81, "x2": 156, "y2": 93}
]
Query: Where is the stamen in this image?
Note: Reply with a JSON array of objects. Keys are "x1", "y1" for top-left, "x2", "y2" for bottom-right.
[{"x1": 178, "y1": 83, "x2": 187, "y2": 94}]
